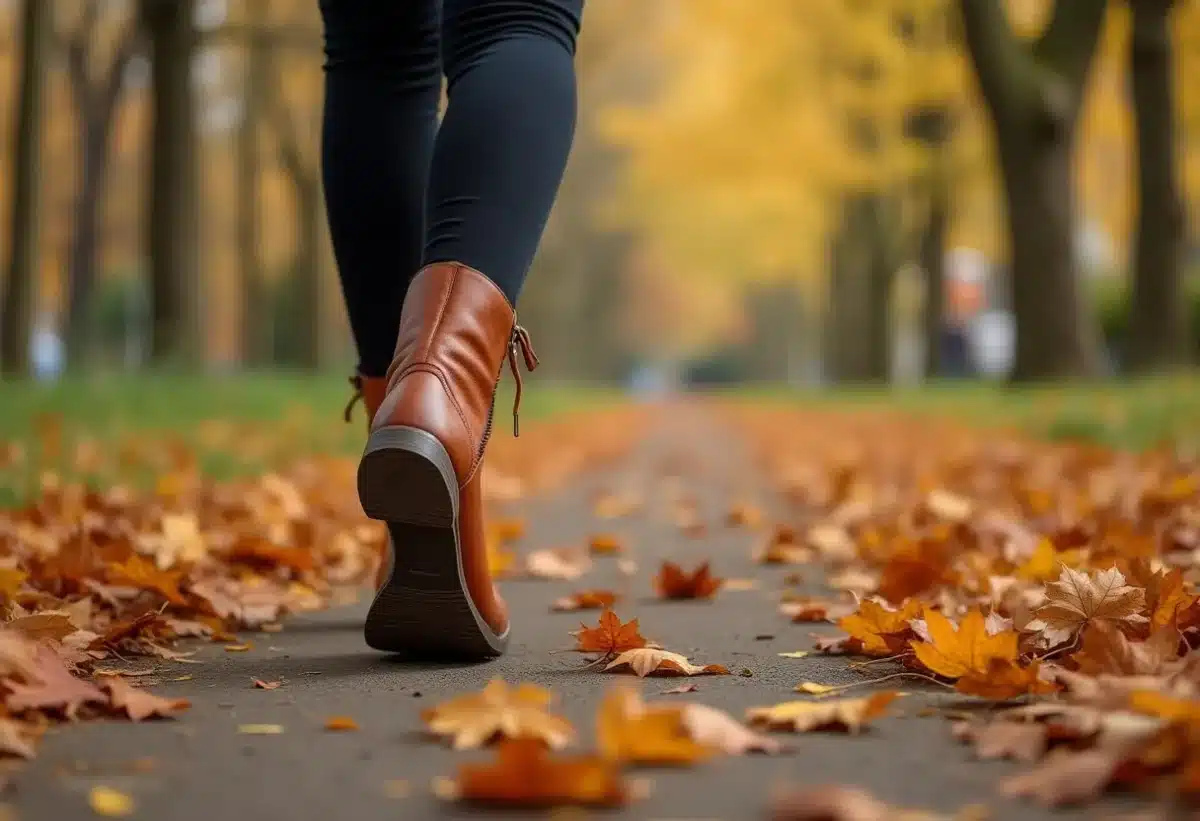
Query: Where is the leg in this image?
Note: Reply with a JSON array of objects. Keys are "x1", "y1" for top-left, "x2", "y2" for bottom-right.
[
  {"x1": 319, "y1": 0, "x2": 442, "y2": 379},
  {"x1": 358, "y1": 0, "x2": 585, "y2": 659},
  {"x1": 425, "y1": 0, "x2": 585, "y2": 304}
]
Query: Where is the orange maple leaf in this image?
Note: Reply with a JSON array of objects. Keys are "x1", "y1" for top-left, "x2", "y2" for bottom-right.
[
  {"x1": 836, "y1": 598, "x2": 922, "y2": 656},
  {"x1": 446, "y1": 739, "x2": 628, "y2": 808},
  {"x1": 911, "y1": 610, "x2": 1018, "y2": 680},
  {"x1": 106, "y1": 555, "x2": 187, "y2": 606},
  {"x1": 551, "y1": 590, "x2": 618, "y2": 612},
  {"x1": 588, "y1": 534, "x2": 624, "y2": 555},
  {"x1": 877, "y1": 540, "x2": 957, "y2": 603},
  {"x1": 572, "y1": 610, "x2": 646, "y2": 657},
  {"x1": 653, "y1": 561, "x2": 723, "y2": 601},
  {"x1": 956, "y1": 659, "x2": 1058, "y2": 700}
]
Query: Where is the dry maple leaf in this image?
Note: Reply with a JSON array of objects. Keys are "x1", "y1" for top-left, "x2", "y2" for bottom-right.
[
  {"x1": 835, "y1": 598, "x2": 922, "y2": 656},
  {"x1": 325, "y1": 715, "x2": 359, "y2": 732},
  {"x1": 999, "y1": 748, "x2": 1121, "y2": 807},
  {"x1": 442, "y1": 739, "x2": 628, "y2": 808},
  {"x1": 524, "y1": 548, "x2": 591, "y2": 581},
  {"x1": 653, "y1": 561, "x2": 722, "y2": 600},
  {"x1": 6, "y1": 612, "x2": 78, "y2": 642},
  {"x1": 682, "y1": 703, "x2": 783, "y2": 755},
  {"x1": 1036, "y1": 566, "x2": 1148, "y2": 643},
  {"x1": 726, "y1": 502, "x2": 763, "y2": 528},
  {"x1": 0, "y1": 717, "x2": 38, "y2": 759},
  {"x1": 603, "y1": 648, "x2": 729, "y2": 678},
  {"x1": 596, "y1": 686, "x2": 714, "y2": 766},
  {"x1": 911, "y1": 610, "x2": 1018, "y2": 680},
  {"x1": 551, "y1": 590, "x2": 617, "y2": 612},
  {"x1": 1127, "y1": 560, "x2": 1193, "y2": 629},
  {"x1": 953, "y1": 719, "x2": 1048, "y2": 763},
  {"x1": 106, "y1": 555, "x2": 187, "y2": 606},
  {"x1": 6, "y1": 644, "x2": 107, "y2": 719},
  {"x1": 781, "y1": 598, "x2": 854, "y2": 624},
  {"x1": 421, "y1": 679, "x2": 574, "y2": 750},
  {"x1": 104, "y1": 677, "x2": 191, "y2": 721},
  {"x1": 572, "y1": 610, "x2": 646, "y2": 658},
  {"x1": 955, "y1": 659, "x2": 1057, "y2": 700},
  {"x1": 1073, "y1": 622, "x2": 1180, "y2": 676},
  {"x1": 587, "y1": 534, "x2": 624, "y2": 555},
  {"x1": 746, "y1": 692, "x2": 898, "y2": 734}
]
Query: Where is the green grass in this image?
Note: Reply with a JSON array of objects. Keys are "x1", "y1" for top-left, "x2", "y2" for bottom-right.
[
  {"x1": 728, "y1": 374, "x2": 1200, "y2": 451},
  {"x1": 0, "y1": 373, "x2": 616, "y2": 505}
]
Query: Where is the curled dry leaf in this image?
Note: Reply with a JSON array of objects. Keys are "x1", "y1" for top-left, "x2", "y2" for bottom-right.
[
  {"x1": 0, "y1": 718, "x2": 38, "y2": 759},
  {"x1": 596, "y1": 686, "x2": 714, "y2": 766},
  {"x1": 653, "y1": 561, "x2": 722, "y2": 600},
  {"x1": 603, "y1": 648, "x2": 729, "y2": 678},
  {"x1": 781, "y1": 598, "x2": 853, "y2": 623},
  {"x1": 1000, "y1": 748, "x2": 1122, "y2": 807},
  {"x1": 771, "y1": 785, "x2": 946, "y2": 821},
  {"x1": 550, "y1": 590, "x2": 617, "y2": 612},
  {"x1": 6, "y1": 644, "x2": 107, "y2": 719},
  {"x1": 952, "y1": 720, "x2": 1048, "y2": 763},
  {"x1": 524, "y1": 548, "x2": 591, "y2": 581},
  {"x1": 572, "y1": 610, "x2": 646, "y2": 658},
  {"x1": 747, "y1": 692, "x2": 898, "y2": 734},
  {"x1": 324, "y1": 715, "x2": 359, "y2": 732},
  {"x1": 835, "y1": 598, "x2": 922, "y2": 656},
  {"x1": 421, "y1": 679, "x2": 574, "y2": 750},
  {"x1": 104, "y1": 677, "x2": 190, "y2": 721},
  {"x1": 587, "y1": 534, "x2": 624, "y2": 555},
  {"x1": 442, "y1": 739, "x2": 628, "y2": 809},
  {"x1": 253, "y1": 679, "x2": 282, "y2": 690}
]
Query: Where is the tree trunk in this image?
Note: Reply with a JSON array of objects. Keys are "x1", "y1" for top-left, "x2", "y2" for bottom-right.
[
  {"x1": 0, "y1": 0, "x2": 52, "y2": 378},
  {"x1": 1126, "y1": 0, "x2": 1189, "y2": 372},
  {"x1": 237, "y1": 13, "x2": 270, "y2": 368},
  {"x1": 864, "y1": 196, "x2": 895, "y2": 382},
  {"x1": 920, "y1": 175, "x2": 948, "y2": 380},
  {"x1": 958, "y1": 0, "x2": 1107, "y2": 382},
  {"x1": 140, "y1": 0, "x2": 200, "y2": 367},
  {"x1": 826, "y1": 196, "x2": 876, "y2": 382},
  {"x1": 65, "y1": 121, "x2": 111, "y2": 364},
  {"x1": 291, "y1": 178, "x2": 323, "y2": 371}
]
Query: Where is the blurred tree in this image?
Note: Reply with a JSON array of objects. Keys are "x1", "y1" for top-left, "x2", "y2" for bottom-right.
[
  {"x1": 0, "y1": 0, "x2": 51, "y2": 378},
  {"x1": 1126, "y1": 0, "x2": 1190, "y2": 371},
  {"x1": 59, "y1": 2, "x2": 140, "y2": 366},
  {"x1": 138, "y1": 0, "x2": 201, "y2": 366},
  {"x1": 236, "y1": 0, "x2": 270, "y2": 367},
  {"x1": 957, "y1": 0, "x2": 1107, "y2": 380}
]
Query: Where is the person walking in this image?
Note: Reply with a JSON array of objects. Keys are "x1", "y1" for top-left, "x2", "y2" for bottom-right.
[{"x1": 319, "y1": 1, "x2": 584, "y2": 660}]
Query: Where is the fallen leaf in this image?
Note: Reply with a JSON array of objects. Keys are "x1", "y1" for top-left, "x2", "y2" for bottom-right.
[
  {"x1": 421, "y1": 679, "x2": 574, "y2": 750},
  {"x1": 324, "y1": 716, "x2": 359, "y2": 732},
  {"x1": 1000, "y1": 748, "x2": 1121, "y2": 807},
  {"x1": 1015, "y1": 538, "x2": 1060, "y2": 582},
  {"x1": 442, "y1": 739, "x2": 628, "y2": 808},
  {"x1": 795, "y1": 682, "x2": 838, "y2": 696},
  {"x1": 7, "y1": 612, "x2": 77, "y2": 642},
  {"x1": 106, "y1": 555, "x2": 187, "y2": 606},
  {"x1": 746, "y1": 692, "x2": 898, "y2": 734},
  {"x1": 955, "y1": 659, "x2": 1057, "y2": 700},
  {"x1": 723, "y1": 578, "x2": 760, "y2": 592},
  {"x1": 837, "y1": 598, "x2": 922, "y2": 656},
  {"x1": 89, "y1": 786, "x2": 135, "y2": 817},
  {"x1": 781, "y1": 598, "x2": 853, "y2": 623},
  {"x1": 1073, "y1": 622, "x2": 1179, "y2": 676},
  {"x1": 104, "y1": 677, "x2": 190, "y2": 721},
  {"x1": 595, "y1": 686, "x2": 714, "y2": 766},
  {"x1": 953, "y1": 720, "x2": 1048, "y2": 762},
  {"x1": 588, "y1": 534, "x2": 624, "y2": 555},
  {"x1": 659, "y1": 684, "x2": 698, "y2": 695},
  {"x1": 778, "y1": 651, "x2": 810, "y2": 659},
  {"x1": 224, "y1": 643, "x2": 252, "y2": 652},
  {"x1": 771, "y1": 785, "x2": 942, "y2": 821},
  {"x1": 0, "y1": 718, "x2": 37, "y2": 759},
  {"x1": 1036, "y1": 566, "x2": 1148, "y2": 643},
  {"x1": 603, "y1": 648, "x2": 729, "y2": 677},
  {"x1": 911, "y1": 610, "x2": 1018, "y2": 680},
  {"x1": 726, "y1": 502, "x2": 763, "y2": 528},
  {"x1": 253, "y1": 679, "x2": 281, "y2": 690},
  {"x1": 551, "y1": 590, "x2": 618, "y2": 612},
  {"x1": 525, "y1": 548, "x2": 591, "y2": 581},
  {"x1": 6, "y1": 644, "x2": 107, "y2": 719},
  {"x1": 572, "y1": 610, "x2": 646, "y2": 658},
  {"x1": 238, "y1": 724, "x2": 284, "y2": 735},
  {"x1": 653, "y1": 561, "x2": 722, "y2": 600},
  {"x1": 682, "y1": 702, "x2": 783, "y2": 755}
]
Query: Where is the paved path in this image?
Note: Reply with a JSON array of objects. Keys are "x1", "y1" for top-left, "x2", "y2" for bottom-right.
[{"x1": 12, "y1": 408, "x2": 1143, "y2": 820}]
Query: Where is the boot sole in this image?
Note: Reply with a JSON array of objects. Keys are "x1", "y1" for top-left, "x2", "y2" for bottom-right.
[{"x1": 357, "y1": 425, "x2": 508, "y2": 660}]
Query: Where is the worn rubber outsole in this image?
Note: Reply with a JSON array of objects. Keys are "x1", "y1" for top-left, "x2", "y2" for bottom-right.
[{"x1": 357, "y1": 425, "x2": 508, "y2": 659}]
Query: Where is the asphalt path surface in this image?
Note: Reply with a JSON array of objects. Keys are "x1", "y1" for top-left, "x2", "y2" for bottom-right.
[{"x1": 10, "y1": 409, "x2": 1150, "y2": 820}]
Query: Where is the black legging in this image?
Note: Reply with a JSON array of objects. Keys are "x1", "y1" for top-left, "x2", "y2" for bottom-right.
[{"x1": 319, "y1": 0, "x2": 583, "y2": 378}]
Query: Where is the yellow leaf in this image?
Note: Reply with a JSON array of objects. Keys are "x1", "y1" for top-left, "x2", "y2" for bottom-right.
[
  {"x1": 746, "y1": 692, "x2": 898, "y2": 734},
  {"x1": 795, "y1": 682, "x2": 837, "y2": 696},
  {"x1": 238, "y1": 724, "x2": 284, "y2": 735},
  {"x1": 421, "y1": 679, "x2": 574, "y2": 750},
  {"x1": 596, "y1": 686, "x2": 714, "y2": 766},
  {"x1": 603, "y1": 648, "x2": 729, "y2": 678},
  {"x1": 1015, "y1": 538, "x2": 1058, "y2": 582},
  {"x1": 89, "y1": 787, "x2": 134, "y2": 817},
  {"x1": 911, "y1": 610, "x2": 1018, "y2": 680}
]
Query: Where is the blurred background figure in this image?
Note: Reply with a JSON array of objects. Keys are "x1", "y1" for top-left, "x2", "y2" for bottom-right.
[{"x1": 0, "y1": 0, "x2": 1197, "y2": 390}]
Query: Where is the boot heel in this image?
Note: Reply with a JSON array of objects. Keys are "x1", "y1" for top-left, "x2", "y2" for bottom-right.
[
  {"x1": 358, "y1": 426, "x2": 458, "y2": 527},
  {"x1": 358, "y1": 426, "x2": 505, "y2": 659}
]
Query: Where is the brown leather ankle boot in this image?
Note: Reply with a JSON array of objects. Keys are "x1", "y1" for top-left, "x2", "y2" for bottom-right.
[{"x1": 356, "y1": 262, "x2": 537, "y2": 659}]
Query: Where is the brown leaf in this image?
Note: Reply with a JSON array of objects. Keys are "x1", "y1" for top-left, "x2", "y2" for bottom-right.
[
  {"x1": 0, "y1": 718, "x2": 38, "y2": 759},
  {"x1": 106, "y1": 555, "x2": 187, "y2": 606},
  {"x1": 681, "y1": 703, "x2": 783, "y2": 755},
  {"x1": 771, "y1": 785, "x2": 939, "y2": 821},
  {"x1": 1036, "y1": 566, "x2": 1148, "y2": 643},
  {"x1": 653, "y1": 561, "x2": 722, "y2": 600},
  {"x1": 421, "y1": 679, "x2": 574, "y2": 750},
  {"x1": 603, "y1": 648, "x2": 729, "y2": 677},
  {"x1": 571, "y1": 610, "x2": 646, "y2": 657},
  {"x1": 253, "y1": 679, "x2": 281, "y2": 690},
  {"x1": 1073, "y1": 622, "x2": 1180, "y2": 676},
  {"x1": 6, "y1": 644, "x2": 107, "y2": 719},
  {"x1": 443, "y1": 739, "x2": 629, "y2": 808},
  {"x1": 746, "y1": 692, "x2": 898, "y2": 734},
  {"x1": 587, "y1": 534, "x2": 624, "y2": 555},
  {"x1": 955, "y1": 659, "x2": 1057, "y2": 700},
  {"x1": 6, "y1": 612, "x2": 78, "y2": 642},
  {"x1": 525, "y1": 548, "x2": 591, "y2": 581},
  {"x1": 551, "y1": 590, "x2": 617, "y2": 612},
  {"x1": 952, "y1": 720, "x2": 1048, "y2": 762},
  {"x1": 1000, "y1": 748, "x2": 1121, "y2": 807},
  {"x1": 104, "y1": 677, "x2": 190, "y2": 721}
]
